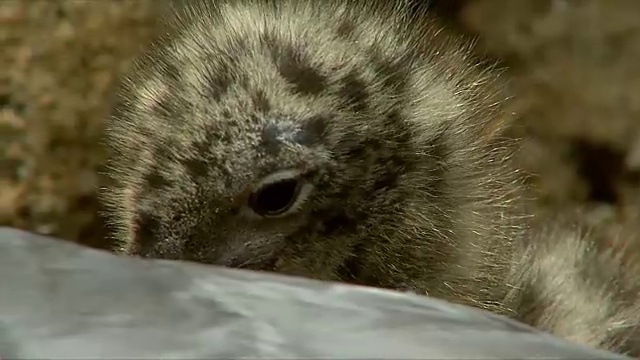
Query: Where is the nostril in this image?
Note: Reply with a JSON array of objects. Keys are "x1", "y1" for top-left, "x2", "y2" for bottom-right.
[
  {"x1": 217, "y1": 247, "x2": 277, "y2": 270},
  {"x1": 215, "y1": 248, "x2": 240, "y2": 266},
  {"x1": 215, "y1": 236, "x2": 281, "y2": 270},
  {"x1": 220, "y1": 254, "x2": 244, "y2": 268}
]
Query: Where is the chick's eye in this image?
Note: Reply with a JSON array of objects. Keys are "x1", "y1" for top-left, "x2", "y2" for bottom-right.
[{"x1": 248, "y1": 178, "x2": 301, "y2": 217}]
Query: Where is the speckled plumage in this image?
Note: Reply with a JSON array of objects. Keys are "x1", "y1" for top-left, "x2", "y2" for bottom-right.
[{"x1": 101, "y1": 0, "x2": 639, "y2": 356}]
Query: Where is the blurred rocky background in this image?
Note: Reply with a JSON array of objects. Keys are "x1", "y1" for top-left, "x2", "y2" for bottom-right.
[{"x1": 0, "y1": 0, "x2": 638, "y2": 249}]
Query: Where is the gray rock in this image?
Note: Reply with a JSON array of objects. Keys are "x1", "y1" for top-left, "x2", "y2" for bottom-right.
[{"x1": 0, "y1": 227, "x2": 630, "y2": 359}]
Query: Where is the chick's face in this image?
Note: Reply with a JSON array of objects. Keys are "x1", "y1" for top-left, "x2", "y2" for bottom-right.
[
  {"x1": 109, "y1": 12, "x2": 420, "y2": 279},
  {"x1": 117, "y1": 68, "x2": 411, "y2": 280},
  {"x1": 135, "y1": 110, "x2": 341, "y2": 267}
]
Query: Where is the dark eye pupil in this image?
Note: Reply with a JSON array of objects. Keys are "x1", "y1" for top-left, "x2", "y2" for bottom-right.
[{"x1": 249, "y1": 178, "x2": 300, "y2": 216}]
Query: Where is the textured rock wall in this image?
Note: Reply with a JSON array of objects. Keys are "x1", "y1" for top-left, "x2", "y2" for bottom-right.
[
  {"x1": 457, "y1": 0, "x2": 640, "y2": 221},
  {"x1": 0, "y1": 0, "x2": 159, "y2": 248}
]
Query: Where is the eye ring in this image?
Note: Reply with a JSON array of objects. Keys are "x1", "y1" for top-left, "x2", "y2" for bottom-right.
[{"x1": 247, "y1": 169, "x2": 311, "y2": 218}]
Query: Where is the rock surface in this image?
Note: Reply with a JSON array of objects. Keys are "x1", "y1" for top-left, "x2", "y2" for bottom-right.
[{"x1": 0, "y1": 227, "x2": 630, "y2": 359}]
